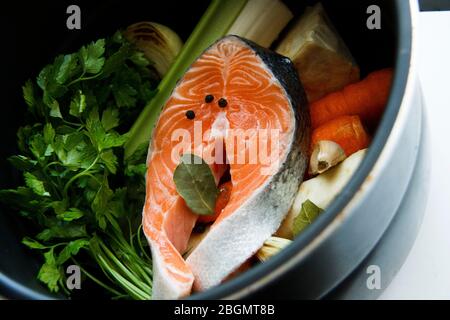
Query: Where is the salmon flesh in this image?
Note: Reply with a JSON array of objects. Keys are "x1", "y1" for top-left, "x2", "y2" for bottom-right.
[{"x1": 142, "y1": 35, "x2": 309, "y2": 299}]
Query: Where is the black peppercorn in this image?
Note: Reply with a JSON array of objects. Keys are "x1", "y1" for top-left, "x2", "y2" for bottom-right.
[
  {"x1": 205, "y1": 94, "x2": 214, "y2": 103},
  {"x1": 218, "y1": 98, "x2": 228, "y2": 108},
  {"x1": 185, "y1": 110, "x2": 195, "y2": 120}
]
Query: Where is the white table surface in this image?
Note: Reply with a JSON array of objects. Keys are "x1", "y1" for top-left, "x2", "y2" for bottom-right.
[{"x1": 379, "y1": 10, "x2": 450, "y2": 300}]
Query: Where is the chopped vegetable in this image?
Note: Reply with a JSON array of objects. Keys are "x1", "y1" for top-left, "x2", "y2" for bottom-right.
[
  {"x1": 310, "y1": 68, "x2": 393, "y2": 129},
  {"x1": 173, "y1": 154, "x2": 220, "y2": 215},
  {"x1": 227, "y1": 0, "x2": 293, "y2": 48},
  {"x1": 198, "y1": 181, "x2": 233, "y2": 223},
  {"x1": 276, "y1": 3, "x2": 360, "y2": 103},
  {"x1": 276, "y1": 149, "x2": 367, "y2": 239},
  {"x1": 256, "y1": 236, "x2": 292, "y2": 262},
  {"x1": 292, "y1": 200, "x2": 323, "y2": 236},
  {"x1": 125, "y1": 0, "x2": 248, "y2": 158},
  {"x1": 309, "y1": 140, "x2": 346, "y2": 175},
  {"x1": 0, "y1": 32, "x2": 157, "y2": 298},
  {"x1": 311, "y1": 115, "x2": 370, "y2": 157},
  {"x1": 124, "y1": 21, "x2": 183, "y2": 78}
]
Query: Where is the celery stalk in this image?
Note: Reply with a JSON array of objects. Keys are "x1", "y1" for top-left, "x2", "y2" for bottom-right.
[{"x1": 125, "y1": 0, "x2": 248, "y2": 158}]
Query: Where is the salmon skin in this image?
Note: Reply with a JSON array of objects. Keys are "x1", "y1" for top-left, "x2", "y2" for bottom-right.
[{"x1": 142, "y1": 35, "x2": 309, "y2": 299}]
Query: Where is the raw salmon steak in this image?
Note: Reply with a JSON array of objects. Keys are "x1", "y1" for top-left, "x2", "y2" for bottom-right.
[{"x1": 142, "y1": 35, "x2": 309, "y2": 299}]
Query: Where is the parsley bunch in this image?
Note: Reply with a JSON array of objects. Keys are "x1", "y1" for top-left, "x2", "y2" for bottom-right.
[{"x1": 0, "y1": 31, "x2": 158, "y2": 299}]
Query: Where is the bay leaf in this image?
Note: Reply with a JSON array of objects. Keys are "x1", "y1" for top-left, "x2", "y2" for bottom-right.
[
  {"x1": 173, "y1": 154, "x2": 219, "y2": 215},
  {"x1": 293, "y1": 199, "x2": 323, "y2": 236}
]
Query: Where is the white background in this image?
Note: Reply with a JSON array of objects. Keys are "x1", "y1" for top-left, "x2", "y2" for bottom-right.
[{"x1": 379, "y1": 10, "x2": 450, "y2": 299}]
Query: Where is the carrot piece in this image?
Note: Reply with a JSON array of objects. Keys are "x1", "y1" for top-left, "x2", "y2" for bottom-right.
[
  {"x1": 311, "y1": 115, "x2": 370, "y2": 156},
  {"x1": 310, "y1": 68, "x2": 393, "y2": 129},
  {"x1": 198, "y1": 181, "x2": 233, "y2": 223}
]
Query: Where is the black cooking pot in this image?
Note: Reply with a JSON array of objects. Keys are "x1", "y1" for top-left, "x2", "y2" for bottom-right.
[{"x1": 0, "y1": 0, "x2": 428, "y2": 299}]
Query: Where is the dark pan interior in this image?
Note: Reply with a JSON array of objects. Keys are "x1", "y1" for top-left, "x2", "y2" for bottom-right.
[{"x1": 0, "y1": 0, "x2": 397, "y2": 299}]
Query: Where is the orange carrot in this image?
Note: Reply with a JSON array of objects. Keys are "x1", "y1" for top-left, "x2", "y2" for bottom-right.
[
  {"x1": 310, "y1": 68, "x2": 393, "y2": 129},
  {"x1": 311, "y1": 115, "x2": 370, "y2": 156},
  {"x1": 198, "y1": 181, "x2": 232, "y2": 223}
]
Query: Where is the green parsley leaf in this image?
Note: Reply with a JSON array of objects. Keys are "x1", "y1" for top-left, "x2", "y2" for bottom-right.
[
  {"x1": 22, "y1": 80, "x2": 35, "y2": 109},
  {"x1": 17, "y1": 125, "x2": 35, "y2": 153},
  {"x1": 92, "y1": 175, "x2": 114, "y2": 230},
  {"x1": 69, "y1": 90, "x2": 87, "y2": 117},
  {"x1": 29, "y1": 134, "x2": 47, "y2": 160},
  {"x1": 43, "y1": 93, "x2": 63, "y2": 118},
  {"x1": 57, "y1": 208, "x2": 84, "y2": 222},
  {"x1": 64, "y1": 132, "x2": 85, "y2": 150},
  {"x1": 112, "y1": 83, "x2": 137, "y2": 108},
  {"x1": 130, "y1": 51, "x2": 150, "y2": 68},
  {"x1": 125, "y1": 163, "x2": 147, "y2": 177},
  {"x1": 0, "y1": 187, "x2": 41, "y2": 210},
  {"x1": 56, "y1": 54, "x2": 79, "y2": 84},
  {"x1": 50, "y1": 200, "x2": 68, "y2": 215},
  {"x1": 24, "y1": 172, "x2": 50, "y2": 197},
  {"x1": 100, "y1": 132, "x2": 128, "y2": 150},
  {"x1": 37, "y1": 224, "x2": 87, "y2": 241},
  {"x1": 80, "y1": 39, "x2": 106, "y2": 74},
  {"x1": 100, "y1": 150, "x2": 118, "y2": 174},
  {"x1": 38, "y1": 249, "x2": 61, "y2": 292},
  {"x1": 22, "y1": 237, "x2": 47, "y2": 250},
  {"x1": 36, "y1": 64, "x2": 53, "y2": 91},
  {"x1": 108, "y1": 187, "x2": 127, "y2": 218},
  {"x1": 101, "y1": 43, "x2": 131, "y2": 78},
  {"x1": 101, "y1": 107, "x2": 120, "y2": 131},
  {"x1": 56, "y1": 239, "x2": 89, "y2": 265},
  {"x1": 43, "y1": 123, "x2": 55, "y2": 145},
  {"x1": 8, "y1": 155, "x2": 37, "y2": 171}
]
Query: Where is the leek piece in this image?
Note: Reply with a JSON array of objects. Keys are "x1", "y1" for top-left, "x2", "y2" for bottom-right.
[
  {"x1": 227, "y1": 0, "x2": 293, "y2": 48},
  {"x1": 124, "y1": 22, "x2": 183, "y2": 78},
  {"x1": 125, "y1": 0, "x2": 248, "y2": 158}
]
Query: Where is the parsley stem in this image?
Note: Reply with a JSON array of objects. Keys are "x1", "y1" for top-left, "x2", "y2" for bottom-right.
[
  {"x1": 137, "y1": 224, "x2": 152, "y2": 262},
  {"x1": 98, "y1": 239, "x2": 152, "y2": 293},
  {"x1": 59, "y1": 277, "x2": 71, "y2": 296},
  {"x1": 67, "y1": 70, "x2": 86, "y2": 87},
  {"x1": 72, "y1": 257, "x2": 123, "y2": 297},
  {"x1": 81, "y1": 73, "x2": 104, "y2": 81},
  {"x1": 93, "y1": 242, "x2": 150, "y2": 300},
  {"x1": 63, "y1": 154, "x2": 100, "y2": 197},
  {"x1": 61, "y1": 119, "x2": 82, "y2": 127},
  {"x1": 108, "y1": 232, "x2": 153, "y2": 285},
  {"x1": 67, "y1": 72, "x2": 104, "y2": 87},
  {"x1": 98, "y1": 259, "x2": 149, "y2": 300},
  {"x1": 44, "y1": 161, "x2": 62, "y2": 171}
]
